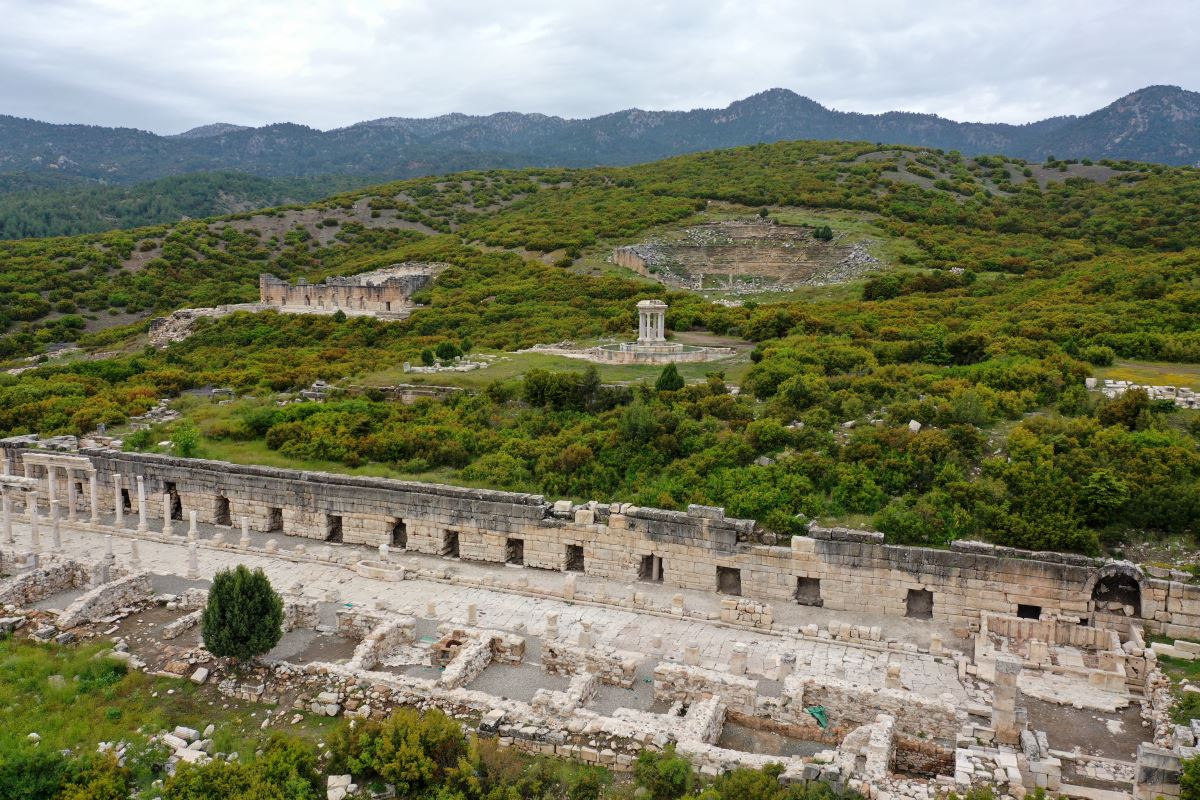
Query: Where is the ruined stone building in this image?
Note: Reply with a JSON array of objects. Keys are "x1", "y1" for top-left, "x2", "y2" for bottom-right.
[
  {"x1": 2, "y1": 438, "x2": 1199, "y2": 799},
  {"x1": 258, "y1": 262, "x2": 444, "y2": 318}
]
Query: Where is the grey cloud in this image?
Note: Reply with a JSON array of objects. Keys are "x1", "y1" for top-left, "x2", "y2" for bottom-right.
[{"x1": 0, "y1": 0, "x2": 1194, "y2": 133}]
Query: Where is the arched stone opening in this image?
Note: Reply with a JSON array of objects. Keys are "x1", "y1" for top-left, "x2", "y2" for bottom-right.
[
  {"x1": 1084, "y1": 563, "x2": 1151, "y2": 622},
  {"x1": 1092, "y1": 571, "x2": 1142, "y2": 617}
]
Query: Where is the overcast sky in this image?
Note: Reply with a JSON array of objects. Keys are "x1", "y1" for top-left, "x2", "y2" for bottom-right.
[{"x1": 0, "y1": 0, "x2": 1195, "y2": 134}]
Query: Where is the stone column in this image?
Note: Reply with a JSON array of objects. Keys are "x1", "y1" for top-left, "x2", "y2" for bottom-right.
[
  {"x1": 467, "y1": 603, "x2": 478, "y2": 626},
  {"x1": 992, "y1": 655, "x2": 1022, "y2": 745},
  {"x1": 129, "y1": 538, "x2": 141, "y2": 570},
  {"x1": 66, "y1": 470, "x2": 77, "y2": 522},
  {"x1": 188, "y1": 510, "x2": 198, "y2": 540},
  {"x1": 104, "y1": 534, "x2": 113, "y2": 559},
  {"x1": 578, "y1": 621, "x2": 593, "y2": 648},
  {"x1": 162, "y1": 494, "x2": 173, "y2": 537},
  {"x1": 885, "y1": 663, "x2": 903, "y2": 689},
  {"x1": 49, "y1": 501, "x2": 61, "y2": 550},
  {"x1": 88, "y1": 474, "x2": 99, "y2": 525},
  {"x1": 1, "y1": 486, "x2": 11, "y2": 544},
  {"x1": 21, "y1": 461, "x2": 30, "y2": 479},
  {"x1": 26, "y1": 488, "x2": 38, "y2": 522},
  {"x1": 113, "y1": 476, "x2": 124, "y2": 529},
  {"x1": 239, "y1": 516, "x2": 250, "y2": 548},
  {"x1": 563, "y1": 573, "x2": 577, "y2": 601},
  {"x1": 135, "y1": 476, "x2": 148, "y2": 532},
  {"x1": 30, "y1": 495, "x2": 40, "y2": 550},
  {"x1": 729, "y1": 643, "x2": 748, "y2": 676},
  {"x1": 426, "y1": 600, "x2": 437, "y2": 617},
  {"x1": 684, "y1": 642, "x2": 701, "y2": 666},
  {"x1": 186, "y1": 541, "x2": 199, "y2": 580},
  {"x1": 45, "y1": 465, "x2": 56, "y2": 507},
  {"x1": 545, "y1": 613, "x2": 559, "y2": 640}
]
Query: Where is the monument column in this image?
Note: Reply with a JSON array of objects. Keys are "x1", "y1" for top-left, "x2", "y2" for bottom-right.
[
  {"x1": 88, "y1": 474, "x2": 99, "y2": 524},
  {"x1": 136, "y1": 476, "x2": 148, "y2": 532},
  {"x1": 66, "y1": 469, "x2": 77, "y2": 522},
  {"x1": 993, "y1": 655, "x2": 1022, "y2": 745},
  {"x1": 114, "y1": 476, "x2": 124, "y2": 528},
  {"x1": 45, "y1": 465, "x2": 56, "y2": 507},
  {"x1": 1, "y1": 486, "x2": 11, "y2": 544}
]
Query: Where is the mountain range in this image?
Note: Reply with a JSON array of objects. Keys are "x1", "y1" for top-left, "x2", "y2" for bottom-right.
[{"x1": 0, "y1": 85, "x2": 1197, "y2": 185}]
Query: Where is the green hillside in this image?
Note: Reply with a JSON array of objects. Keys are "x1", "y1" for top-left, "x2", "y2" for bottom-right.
[{"x1": 1, "y1": 139, "x2": 1197, "y2": 555}]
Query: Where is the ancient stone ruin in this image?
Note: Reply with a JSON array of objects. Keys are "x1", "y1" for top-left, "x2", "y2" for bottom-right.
[
  {"x1": 611, "y1": 219, "x2": 879, "y2": 294},
  {"x1": 258, "y1": 262, "x2": 444, "y2": 318},
  {"x1": 148, "y1": 262, "x2": 446, "y2": 347},
  {"x1": 1, "y1": 437, "x2": 1198, "y2": 799}
]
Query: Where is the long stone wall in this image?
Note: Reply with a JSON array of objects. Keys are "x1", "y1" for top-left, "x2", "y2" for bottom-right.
[{"x1": 7, "y1": 445, "x2": 1200, "y2": 639}]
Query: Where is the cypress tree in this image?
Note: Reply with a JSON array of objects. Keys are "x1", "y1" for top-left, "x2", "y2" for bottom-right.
[
  {"x1": 201, "y1": 565, "x2": 284, "y2": 662},
  {"x1": 655, "y1": 363, "x2": 684, "y2": 392}
]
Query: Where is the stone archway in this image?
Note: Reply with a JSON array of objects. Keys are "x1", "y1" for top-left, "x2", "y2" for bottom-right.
[{"x1": 1083, "y1": 562, "x2": 1152, "y2": 620}]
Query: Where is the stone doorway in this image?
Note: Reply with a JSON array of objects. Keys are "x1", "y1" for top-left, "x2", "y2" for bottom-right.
[
  {"x1": 505, "y1": 538, "x2": 524, "y2": 565},
  {"x1": 165, "y1": 481, "x2": 183, "y2": 520},
  {"x1": 905, "y1": 589, "x2": 934, "y2": 619},
  {"x1": 441, "y1": 530, "x2": 460, "y2": 558},
  {"x1": 794, "y1": 577, "x2": 823, "y2": 607},
  {"x1": 717, "y1": 566, "x2": 742, "y2": 596},
  {"x1": 214, "y1": 495, "x2": 231, "y2": 526},
  {"x1": 565, "y1": 544, "x2": 585, "y2": 572},
  {"x1": 639, "y1": 554, "x2": 664, "y2": 583},
  {"x1": 325, "y1": 514, "x2": 343, "y2": 543},
  {"x1": 391, "y1": 519, "x2": 407, "y2": 549}
]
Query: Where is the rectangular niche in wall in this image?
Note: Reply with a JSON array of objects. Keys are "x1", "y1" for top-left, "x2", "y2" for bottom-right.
[
  {"x1": 905, "y1": 589, "x2": 934, "y2": 619},
  {"x1": 638, "y1": 554, "x2": 664, "y2": 583},
  {"x1": 391, "y1": 518, "x2": 407, "y2": 549},
  {"x1": 267, "y1": 507, "x2": 283, "y2": 532},
  {"x1": 214, "y1": 495, "x2": 231, "y2": 526},
  {"x1": 1017, "y1": 604, "x2": 1042, "y2": 620},
  {"x1": 565, "y1": 544, "x2": 585, "y2": 572},
  {"x1": 716, "y1": 566, "x2": 742, "y2": 596},
  {"x1": 794, "y1": 577, "x2": 823, "y2": 606},
  {"x1": 325, "y1": 514, "x2": 343, "y2": 543},
  {"x1": 505, "y1": 538, "x2": 524, "y2": 565},
  {"x1": 442, "y1": 530, "x2": 460, "y2": 558},
  {"x1": 165, "y1": 481, "x2": 183, "y2": 520}
]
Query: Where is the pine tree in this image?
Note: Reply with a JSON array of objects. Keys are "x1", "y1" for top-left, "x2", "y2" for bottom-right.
[{"x1": 201, "y1": 565, "x2": 284, "y2": 662}]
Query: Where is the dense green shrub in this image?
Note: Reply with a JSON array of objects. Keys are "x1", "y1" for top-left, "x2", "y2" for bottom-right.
[{"x1": 201, "y1": 565, "x2": 284, "y2": 662}]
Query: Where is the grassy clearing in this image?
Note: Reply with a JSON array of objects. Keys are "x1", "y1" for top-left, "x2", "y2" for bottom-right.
[
  {"x1": 351, "y1": 348, "x2": 753, "y2": 390},
  {"x1": 0, "y1": 636, "x2": 344, "y2": 796},
  {"x1": 1095, "y1": 360, "x2": 1200, "y2": 388},
  {"x1": 0, "y1": 638, "x2": 258, "y2": 756}
]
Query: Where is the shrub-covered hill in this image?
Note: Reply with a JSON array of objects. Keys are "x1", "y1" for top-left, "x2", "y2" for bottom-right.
[{"x1": 0, "y1": 139, "x2": 1197, "y2": 554}]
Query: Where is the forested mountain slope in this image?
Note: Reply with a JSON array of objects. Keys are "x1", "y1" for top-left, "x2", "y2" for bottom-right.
[
  {"x1": 0, "y1": 139, "x2": 1196, "y2": 555},
  {"x1": 0, "y1": 86, "x2": 1196, "y2": 186}
]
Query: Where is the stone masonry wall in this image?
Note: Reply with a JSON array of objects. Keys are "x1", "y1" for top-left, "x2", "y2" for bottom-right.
[
  {"x1": 56, "y1": 572, "x2": 152, "y2": 629},
  {"x1": 8, "y1": 446, "x2": 1200, "y2": 639}
]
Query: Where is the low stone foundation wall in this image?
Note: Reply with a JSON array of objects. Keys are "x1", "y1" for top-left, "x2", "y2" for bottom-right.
[
  {"x1": 56, "y1": 572, "x2": 151, "y2": 629},
  {"x1": 0, "y1": 559, "x2": 90, "y2": 608},
  {"x1": 543, "y1": 642, "x2": 639, "y2": 688},
  {"x1": 349, "y1": 616, "x2": 416, "y2": 671},
  {"x1": 653, "y1": 662, "x2": 758, "y2": 715},
  {"x1": 783, "y1": 674, "x2": 961, "y2": 743}
]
